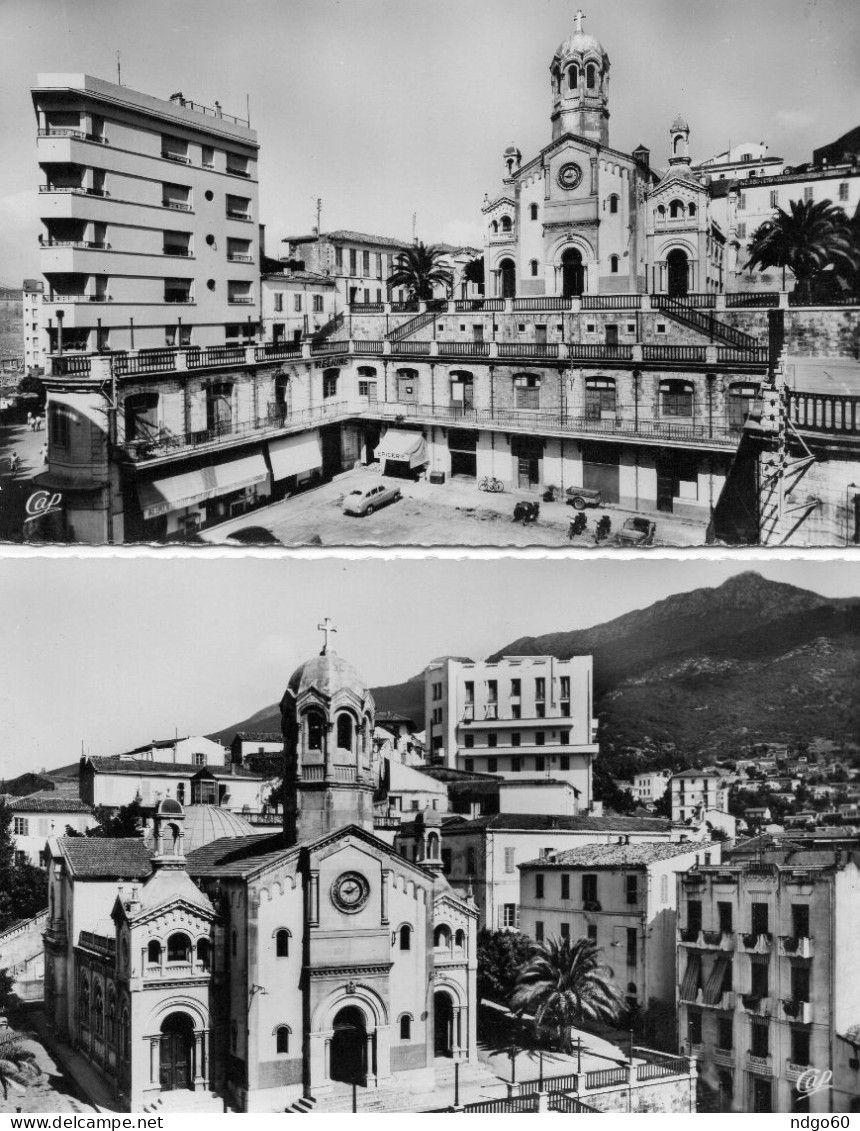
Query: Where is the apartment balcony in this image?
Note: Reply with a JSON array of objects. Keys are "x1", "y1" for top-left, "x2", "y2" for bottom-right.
[
  {"x1": 701, "y1": 991, "x2": 736, "y2": 1011},
  {"x1": 781, "y1": 999, "x2": 813, "y2": 1024},
  {"x1": 737, "y1": 931, "x2": 772, "y2": 954},
  {"x1": 227, "y1": 253, "x2": 254, "y2": 263},
  {"x1": 778, "y1": 935, "x2": 813, "y2": 958},
  {"x1": 746, "y1": 1051, "x2": 773, "y2": 1076},
  {"x1": 161, "y1": 151, "x2": 191, "y2": 164},
  {"x1": 162, "y1": 200, "x2": 192, "y2": 212},
  {"x1": 40, "y1": 184, "x2": 110, "y2": 198},
  {"x1": 226, "y1": 209, "x2": 252, "y2": 222},
  {"x1": 678, "y1": 928, "x2": 734, "y2": 950},
  {"x1": 712, "y1": 1046, "x2": 735, "y2": 1068},
  {"x1": 787, "y1": 390, "x2": 860, "y2": 441},
  {"x1": 784, "y1": 1060, "x2": 813, "y2": 1084},
  {"x1": 227, "y1": 296, "x2": 254, "y2": 305},
  {"x1": 36, "y1": 133, "x2": 110, "y2": 168},
  {"x1": 740, "y1": 994, "x2": 772, "y2": 1017}
]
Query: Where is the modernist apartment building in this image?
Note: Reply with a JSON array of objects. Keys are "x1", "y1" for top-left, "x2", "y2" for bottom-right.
[
  {"x1": 396, "y1": 811, "x2": 681, "y2": 930},
  {"x1": 424, "y1": 655, "x2": 599, "y2": 798},
  {"x1": 22, "y1": 278, "x2": 45, "y2": 372},
  {"x1": 676, "y1": 845, "x2": 860, "y2": 1113},
  {"x1": 670, "y1": 770, "x2": 729, "y2": 824},
  {"x1": 518, "y1": 840, "x2": 718, "y2": 1011}
]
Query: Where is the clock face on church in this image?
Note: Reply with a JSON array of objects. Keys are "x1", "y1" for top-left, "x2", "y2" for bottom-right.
[
  {"x1": 331, "y1": 871, "x2": 370, "y2": 913},
  {"x1": 557, "y1": 162, "x2": 583, "y2": 190}
]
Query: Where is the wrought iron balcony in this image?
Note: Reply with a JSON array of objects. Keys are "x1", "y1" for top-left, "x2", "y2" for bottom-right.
[{"x1": 778, "y1": 935, "x2": 813, "y2": 958}]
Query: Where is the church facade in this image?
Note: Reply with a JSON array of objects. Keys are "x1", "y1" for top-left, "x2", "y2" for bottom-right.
[
  {"x1": 482, "y1": 11, "x2": 726, "y2": 301},
  {"x1": 43, "y1": 640, "x2": 477, "y2": 1112}
]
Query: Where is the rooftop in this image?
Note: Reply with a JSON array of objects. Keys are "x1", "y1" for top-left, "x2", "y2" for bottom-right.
[
  {"x1": 520, "y1": 840, "x2": 704, "y2": 869},
  {"x1": 283, "y1": 229, "x2": 410, "y2": 250},
  {"x1": 409, "y1": 813, "x2": 673, "y2": 835},
  {"x1": 231, "y1": 731, "x2": 283, "y2": 744},
  {"x1": 3, "y1": 794, "x2": 92, "y2": 814},
  {"x1": 85, "y1": 756, "x2": 260, "y2": 779},
  {"x1": 57, "y1": 836, "x2": 151, "y2": 879}
]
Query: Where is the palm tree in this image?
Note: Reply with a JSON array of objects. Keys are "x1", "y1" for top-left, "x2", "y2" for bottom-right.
[
  {"x1": 386, "y1": 241, "x2": 454, "y2": 302},
  {"x1": 0, "y1": 1037, "x2": 40, "y2": 1101},
  {"x1": 744, "y1": 198, "x2": 859, "y2": 298},
  {"x1": 510, "y1": 936, "x2": 627, "y2": 1051}
]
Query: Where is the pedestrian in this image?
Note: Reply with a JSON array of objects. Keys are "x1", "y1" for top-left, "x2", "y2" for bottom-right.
[
  {"x1": 9, "y1": 452, "x2": 19, "y2": 473},
  {"x1": 26, "y1": 412, "x2": 32, "y2": 431}
]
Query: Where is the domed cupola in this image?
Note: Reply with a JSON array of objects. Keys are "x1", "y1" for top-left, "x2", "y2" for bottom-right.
[
  {"x1": 669, "y1": 114, "x2": 692, "y2": 167},
  {"x1": 280, "y1": 620, "x2": 376, "y2": 845},
  {"x1": 550, "y1": 10, "x2": 610, "y2": 144}
]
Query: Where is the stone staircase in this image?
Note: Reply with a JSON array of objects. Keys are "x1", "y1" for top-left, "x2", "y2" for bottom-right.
[
  {"x1": 143, "y1": 1089, "x2": 225, "y2": 1113},
  {"x1": 654, "y1": 294, "x2": 760, "y2": 350},
  {"x1": 386, "y1": 308, "x2": 438, "y2": 342}
]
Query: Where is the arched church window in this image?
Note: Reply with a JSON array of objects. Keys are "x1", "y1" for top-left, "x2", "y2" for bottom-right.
[
  {"x1": 434, "y1": 924, "x2": 452, "y2": 948},
  {"x1": 610, "y1": 255, "x2": 620, "y2": 274},
  {"x1": 276, "y1": 1025, "x2": 290, "y2": 1054},
  {"x1": 568, "y1": 65, "x2": 579, "y2": 90},
  {"x1": 608, "y1": 194, "x2": 619, "y2": 214},
  {"x1": 586, "y1": 63, "x2": 597, "y2": 91},
  {"x1": 669, "y1": 199, "x2": 684, "y2": 219},
  {"x1": 167, "y1": 932, "x2": 191, "y2": 962},
  {"x1": 336, "y1": 713, "x2": 353, "y2": 751},
  {"x1": 529, "y1": 203, "x2": 538, "y2": 221},
  {"x1": 399, "y1": 1015, "x2": 412, "y2": 1040},
  {"x1": 490, "y1": 220, "x2": 498, "y2": 235},
  {"x1": 307, "y1": 711, "x2": 326, "y2": 752},
  {"x1": 276, "y1": 929, "x2": 290, "y2": 957},
  {"x1": 399, "y1": 924, "x2": 412, "y2": 950},
  {"x1": 455, "y1": 929, "x2": 466, "y2": 949},
  {"x1": 688, "y1": 202, "x2": 697, "y2": 217},
  {"x1": 427, "y1": 831, "x2": 440, "y2": 858},
  {"x1": 197, "y1": 938, "x2": 211, "y2": 970},
  {"x1": 530, "y1": 260, "x2": 539, "y2": 277},
  {"x1": 79, "y1": 977, "x2": 90, "y2": 1027},
  {"x1": 147, "y1": 940, "x2": 161, "y2": 965},
  {"x1": 93, "y1": 984, "x2": 104, "y2": 1036},
  {"x1": 657, "y1": 205, "x2": 666, "y2": 221},
  {"x1": 500, "y1": 216, "x2": 512, "y2": 233},
  {"x1": 674, "y1": 135, "x2": 683, "y2": 154}
]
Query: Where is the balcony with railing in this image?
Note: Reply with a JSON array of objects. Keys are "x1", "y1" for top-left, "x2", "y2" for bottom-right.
[
  {"x1": 781, "y1": 999, "x2": 813, "y2": 1024},
  {"x1": 740, "y1": 994, "x2": 771, "y2": 1017},
  {"x1": 39, "y1": 128, "x2": 110, "y2": 145},
  {"x1": 778, "y1": 935, "x2": 813, "y2": 958},
  {"x1": 784, "y1": 1060, "x2": 813, "y2": 1084},
  {"x1": 746, "y1": 1051, "x2": 773, "y2": 1076},
  {"x1": 713, "y1": 1046, "x2": 735, "y2": 1068},
  {"x1": 738, "y1": 931, "x2": 772, "y2": 954},
  {"x1": 77, "y1": 930, "x2": 117, "y2": 958}
]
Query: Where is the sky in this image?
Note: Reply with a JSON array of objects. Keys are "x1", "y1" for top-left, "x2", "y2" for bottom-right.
[
  {"x1": 0, "y1": 554, "x2": 858, "y2": 781},
  {"x1": 1, "y1": 0, "x2": 859, "y2": 284}
]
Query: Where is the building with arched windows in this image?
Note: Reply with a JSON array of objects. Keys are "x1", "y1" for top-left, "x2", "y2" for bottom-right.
[{"x1": 43, "y1": 637, "x2": 478, "y2": 1112}]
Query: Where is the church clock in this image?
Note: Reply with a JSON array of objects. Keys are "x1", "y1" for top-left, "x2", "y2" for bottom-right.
[
  {"x1": 557, "y1": 162, "x2": 583, "y2": 190},
  {"x1": 331, "y1": 871, "x2": 370, "y2": 913}
]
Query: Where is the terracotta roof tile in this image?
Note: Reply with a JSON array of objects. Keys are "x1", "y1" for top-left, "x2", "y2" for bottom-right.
[
  {"x1": 519, "y1": 841, "x2": 704, "y2": 869},
  {"x1": 58, "y1": 836, "x2": 151, "y2": 879}
]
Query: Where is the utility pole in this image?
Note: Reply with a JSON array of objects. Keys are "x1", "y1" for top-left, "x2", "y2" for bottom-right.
[{"x1": 316, "y1": 197, "x2": 322, "y2": 232}]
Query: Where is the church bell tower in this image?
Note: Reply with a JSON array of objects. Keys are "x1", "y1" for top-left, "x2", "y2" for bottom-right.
[
  {"x1": 550, "y1": 10, "x2": 610, "y2": 144},
  {"x1": 280, "y1": 620, "x2": 376, "y2": 845}
]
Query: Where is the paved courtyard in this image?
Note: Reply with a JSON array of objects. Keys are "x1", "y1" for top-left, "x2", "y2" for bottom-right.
[
  {"x1": 0, "y1": 1023, "x2": 98, "y2": 1114},
  {"x1": 201, "y1": 468, "x2": 710, "y2": 549}
]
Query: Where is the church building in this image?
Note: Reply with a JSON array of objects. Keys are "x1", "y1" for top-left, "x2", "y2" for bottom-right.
[{"x1": 43, "y1": 631, "x2": 478, "y2": 1112}]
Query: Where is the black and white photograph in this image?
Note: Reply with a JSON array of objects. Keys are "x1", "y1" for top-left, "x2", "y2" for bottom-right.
[
  {"x1": 0, "y1": 556, "x2": 859, "y2": 1115},
  {"x1": 0, "y1": 0, "x2": 859, "y2": 546}
]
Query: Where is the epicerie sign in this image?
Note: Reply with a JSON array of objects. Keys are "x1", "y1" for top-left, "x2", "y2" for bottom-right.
[{"x1": 24, "y1": 489, "x2": 63, "y2": 521}]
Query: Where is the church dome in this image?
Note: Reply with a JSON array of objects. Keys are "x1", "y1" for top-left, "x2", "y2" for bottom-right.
[
  {"x1": 554, "y1": 11, "x2": 606, "y2": 61},
  {"x1": 155, "y1": 797, "x2": 183, "y2": 817},
  {"x1": 182, "y1": 804, "x2": 260, "y2": 853},
  {"x1": 286, "y1": 649, "x2": 369, "y2": 703}
]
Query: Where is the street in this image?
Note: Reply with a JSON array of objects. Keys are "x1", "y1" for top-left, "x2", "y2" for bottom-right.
[{"x1": 201, "y1": 469, "x2": 710, "y2": 548}]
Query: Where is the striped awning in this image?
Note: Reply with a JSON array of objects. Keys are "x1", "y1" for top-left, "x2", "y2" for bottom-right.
[{"x1": 138, "y1": 452, "x2": 268, "y2": 519}]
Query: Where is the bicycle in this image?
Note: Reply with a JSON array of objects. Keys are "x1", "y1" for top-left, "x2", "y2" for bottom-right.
[{"x1": 478, "y1": 476, "x2": 505, "y2": 493}]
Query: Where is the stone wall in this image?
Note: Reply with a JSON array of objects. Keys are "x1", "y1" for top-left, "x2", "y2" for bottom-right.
[{"x1": 587, "y1": 1074, "x2": 693, "y2": 1113}]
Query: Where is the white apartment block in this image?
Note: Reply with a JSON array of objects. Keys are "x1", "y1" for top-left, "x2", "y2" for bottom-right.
[
  {"x1": 634, "y1": 769, "x2": 671, "y2": 804},
  {"x1": 671, "y1": 769, "x2": 728, "y2": 824},
  {"x1": 22, "y1": 278, "x2": 44, "y2": 372},
  {"x1": 676, "y1": 846, "x2": 860, "y2": 1113},
  {"x1": 518, "y1": 840, "x2": 718, "y2": 1011},
  {"x1": 425, "y1": 655, "x2": 599, "y2": 802}
]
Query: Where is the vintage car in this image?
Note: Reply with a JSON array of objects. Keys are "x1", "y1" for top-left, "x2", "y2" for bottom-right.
[
  {"x1": 616, "y1": 516, "x2": 657, "y2": 546},
  {"x1": 565, "y1": 485, "x2": 603, "y2": 510},
  {"x1": 342, "y1": 481, "x2": 402, "y2": 517}
]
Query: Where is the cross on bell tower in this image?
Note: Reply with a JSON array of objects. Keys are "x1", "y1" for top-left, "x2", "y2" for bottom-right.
[
  {"x1": 573, "y1": 8, "x2": 585, "y2": 33},
  {"x1": 317, "y1": 617, "x2": 337, "y2": 655}
]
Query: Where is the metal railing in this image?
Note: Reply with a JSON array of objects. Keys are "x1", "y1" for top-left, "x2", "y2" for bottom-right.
[
  {"x1": 392, "y1": 340, "x2": 431, "y2": 355},
  {"x1": 716, "y1": 346, "x2": 770, "y2": 363},
  {"x1": 438, "y1": 341, "x2": 490, "y2": 357},
  {"x1": 352, "y1": 340, "x2": 385, "y2": 354},
  {"x1": 50, "y1": 354, "x2": 93, "y2": 376},
  {"x1": 254, "y1": 342, "x2": 303, "y2": 361},
  {"x1": 163, "y1": 247, "x2": 192, "y2": 257},
  {"x1": 227, "y1": 296, "x2": 255, "y2": 304},
  {"x1": 788, "y1": 293, "x2": 860, "y2": 307},
  {"x1": 161, "y1": 151, "x2": 191, "y2": 164},
  {"x1": 642, "y1": 344, "x2": 707, "y2": 362},
  {"x1": 513, "y1": 296, "x2": 571, "y2": 311},
  {"x1": 569, "y1": 343, "x2": 634, "y2": 360},
  {"x1": 114, "y1": 349, "x2": 179, "y2": 376},
  {"x1": 187, "y1": 345, "x2": 246, "y2": 368},
  {"x1": 654, "y1": 292, "x2": 716, "y2": 309},
  {"x1": 725, "y1": 292, "x2": 780, "y2": 308},
  {"x1": 227, "y1": 253, "x2": 253, "y2": 262},
  {"x1": 78, "y1": 930, "x2": 116, "y2": 956},
  {"x1": 162, "y1": 201, "x2": 192, "y2": 211},
  {"x1": 498, "y1": 342, "x2": 559, "y2": 358},
  {"x1": 585, "y1": 1066, "x2": 628, "y2": 1089},
  {"x1": 460, "y1": 1095, "x2": 539, "y2": 1114},
  {"x1": 582, "y1": 294, "x2": 642, "y2": 310},
  {"x1": 349, "y1": 302, "x2": 385, "y2": 313},
  {"x1": 390, "y1": 301, "x2": 419, "y2": 313},
  {"x1": 226, "y1": 210, "x2": 252, "y2": 221},
  {"x1": 43, "y1": 240, "x2": 110, "y2": 250}
]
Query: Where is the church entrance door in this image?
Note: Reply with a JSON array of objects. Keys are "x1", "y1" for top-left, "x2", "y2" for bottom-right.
[
  {"x1": 331, "y1": 1006, "x2": 366, "y2": 1085},
  {"x1": 159, "y1": 1012, "x2": 195, "y2": 1091},
  {"x1": 667, "y1": 249, "x2": 689, "y2": 297},
  {"x1": 434, "y1": 992, "x2": 454, "y2": 1057},
  {"x1": 561, "y1": 249, "x2": 585, "y2": 297},
  {"x1": 499, "y1": 259, "x2": 516, "y2": 298}
]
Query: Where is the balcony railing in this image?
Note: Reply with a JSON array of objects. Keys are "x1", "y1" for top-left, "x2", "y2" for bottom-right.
[
  {"x1": 227, "y1": 296, "x2": 254, "y2": 304},
  {"x1": 778, "y1": 935, "x2": 813, "y2": 958},
  {"x1": 187, "y1": 346, "x2": 246, "y2": 368},
  {"x1": 114, "y1": 349, "x2": 180, "y2": 377},
  {"x1": 43, "y1": 293, "x2": 111, "y2": 303},
  {"x1": 512, "y1": 296, "x2": 570, "y2": 312},
  {"x1": 788, "y1": 391, "x2": 860, "y2": 436},
  {"x1": 788, "y1": 292, "x2": 860, "y2": 307},
  {"x1": 164, "y1": 293, "x2": 193, "y2": 304},
  {"x1": 642, "y1": 344, "x2": 707, "y2": 362},
  {"x1": 162, "y1": 201, "x2": 192, "y2": 211},
  {"x1": 226, "y1": 210, "x2": 251, "y2": 221},
  {"x1": 739, "y1": 931, "x2": 772, "y2": 953},
  {"x1": 569, "y1": 343, "x2": 634, "y2": 360},
  {"x1": 746, "y1": 1052, "x2": 773, "y2": 1075},
  {"x1": 498, "y1": 342, "x2": 559, "y2": 358},
  {"x1": 438, "y1": 341, "x2": 490, "y2": 357},
  {"x1": 43, "y1": 239, "x2": 110, "y2": 250},
  {"x1": 713, "y1": 1047, "x2": 735, "y2": 1068},
  {"x1": 725, "y1": 292, "x2": 780, "y2": 308},
  {"x1": 740, "y1": 994, "x2": 771, "y2": 1016},
  {"x1": 582, "y1": 294, "x2": 642, "y2": 310},
  {"x1": 254, "y1": 342, "x2": 303, "y2": 361},
  {"x1": 161, "y1": 151, "x2": 191, "y2": 164},
  {"x1": 163, "y1": 247, "x2": 192, "y2": 257},
  {"x1": 78, "y1": 930, "x2": 116, "y2": 956},
  {"x1": 352, "y1": 340, "x2": 385, "y2": 354},
  {"x1": 782, "y1": 999, "x2": 813, "y2": 1024},
  {"x1": 40, "y1": 185, "x2": 110, "y2": 197},
  {"x1": 226, "y1": 166, "x2": 251, "y2": 178},
  {"x1": 227, "y1": 253, "x2": 253, "y2": 262}
]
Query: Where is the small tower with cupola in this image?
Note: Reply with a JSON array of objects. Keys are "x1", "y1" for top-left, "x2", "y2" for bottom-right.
[
  {"x1": 280, "y1": 620, "x2": 376, "y2": 845},
  {"x1": 669, "y1": 114, "x2": 692, "y2": 167},
  {"x1": 550, "y1": 10, "x2": 610, "y2": 144}
]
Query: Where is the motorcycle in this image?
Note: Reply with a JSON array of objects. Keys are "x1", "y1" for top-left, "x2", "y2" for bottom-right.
[
  {"x1": 479, "y1": 476, "x2": 505, "y2": 493},
  {"x1": 595, "y1": 515, "x2": 612, "y2": 543},
  {"x1": 568, "y1": 512, "x2": 587, "y2": 539},
  {"x1": 513, "y1": 501, "x2": 540, "y2": 525}
]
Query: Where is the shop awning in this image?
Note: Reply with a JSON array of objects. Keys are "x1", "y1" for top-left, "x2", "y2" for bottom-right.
[
  {"x1": 138, "y1": 452, "x2": 268, "y2": 519},
  {"x1": 376, "y1": 428, "x2": 427, "y2": 469},
  {"x1": 268, "y1": 432, "x2": 322, "y2": 481}
]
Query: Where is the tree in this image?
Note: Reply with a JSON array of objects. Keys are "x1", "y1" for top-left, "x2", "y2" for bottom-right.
[
  {"x1": 510, "y1": 936, "x2": 626, "y2": 1050},
  {"x1": 17, "y1": 373, "x2": 46, "y2": 410},
  {"x1": 70, "y1": 798, "x2": 145, "y2": 839},
  {"x1": 462, "y1": 255, "x2": 485, "y2": 295},
  {"x1": 0, "y1": 1034, "x2": 41, "y2": 1100},
  {"x1": 652, "y1": 790, "x2": 672, "y2": 818},
  {"x1": 476, "y1": 928, "x2": 532, "y2": 1005},
  {"x1": 0, "y1": 801, "x2": 47, "y2": 932},
  {"x1": 386, "y1": 242, "x2": 454, "y2": 301},
  {"x1": 592, "y1": 761, "x2": 638, "y2": 815},
  {"x1": 745, "y1": 198, "x2": 859, "y2": 298}
]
